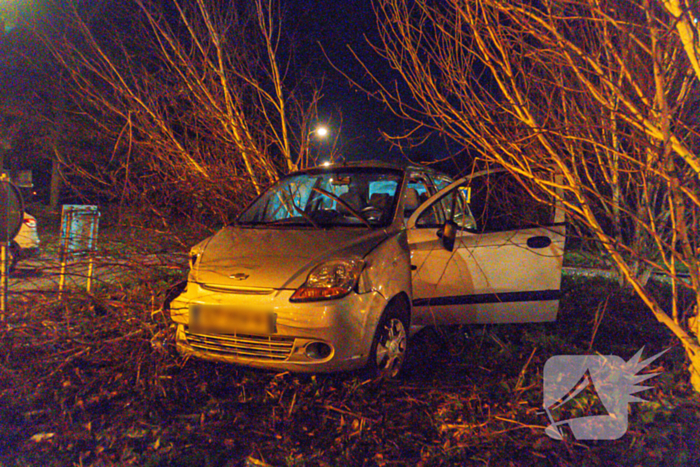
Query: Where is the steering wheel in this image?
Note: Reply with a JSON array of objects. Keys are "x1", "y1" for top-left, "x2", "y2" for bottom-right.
[{"x1": 360, "y1": 205, "x2": 383, "y2": 220}]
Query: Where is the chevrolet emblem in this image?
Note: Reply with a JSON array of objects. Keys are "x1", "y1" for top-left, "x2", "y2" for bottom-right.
[{"x1": 229, "y1": 273, "x2": 250, "y2": 281}]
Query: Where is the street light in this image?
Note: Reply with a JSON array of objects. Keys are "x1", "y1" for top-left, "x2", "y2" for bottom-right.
[
  {"x1": 305, "y1": 125, "x2": 331, "y2": 167},
  {"x1": 314, "y1": 126, "x2": 329, "y2": 138}
]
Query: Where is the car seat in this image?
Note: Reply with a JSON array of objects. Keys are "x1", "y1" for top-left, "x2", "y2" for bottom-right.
[
  {"x1": 368, "y1": 193, "x2": 390, "y2": 220},
  {"x1": 338, "y1": 191, "x2": 364, "y2": 215},
  {"x1": 403, "y1": 188, "x2": 420, "y2": 218}
]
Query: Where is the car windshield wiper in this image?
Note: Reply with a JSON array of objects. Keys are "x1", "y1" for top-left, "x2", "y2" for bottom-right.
[
  {"x1": 230, "y1": 219, "x2": 254, "y2": 226},
  {"x1": 264, "y1": 218, "x2": 314, "y2": 226},
  {"x1": 235, "y1": 188, "x2": 323, "y2": 229},
  {"x1": 312, "y1": 187, "x2": 371, "y2": 228}
]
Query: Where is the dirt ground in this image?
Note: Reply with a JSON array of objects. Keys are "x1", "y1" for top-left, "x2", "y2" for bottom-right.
[{"x1": 1, "y1": 209, "x2": 699, "y2": 466}]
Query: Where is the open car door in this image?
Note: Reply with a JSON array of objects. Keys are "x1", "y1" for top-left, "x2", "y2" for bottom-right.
[{"x1": 407, "y1": 169, "x2": 566, "y2": 327}]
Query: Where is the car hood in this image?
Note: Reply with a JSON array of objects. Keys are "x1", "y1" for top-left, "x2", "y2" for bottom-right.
[{"x1": 192, "y1": 226, "x2": 391, "y2": 289}]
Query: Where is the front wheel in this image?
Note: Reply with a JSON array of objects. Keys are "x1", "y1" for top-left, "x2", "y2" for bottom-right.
[{"x1": 367, "y1": 303, "x2": 409, "y2": 379}]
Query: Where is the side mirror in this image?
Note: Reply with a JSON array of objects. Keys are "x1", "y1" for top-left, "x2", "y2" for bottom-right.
[{"x1": 440, "y1": 220, "x2": 457, "y2": 252}]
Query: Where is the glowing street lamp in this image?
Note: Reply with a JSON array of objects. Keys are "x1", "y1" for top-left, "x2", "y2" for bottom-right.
[
  {"x1": 305, "y1": 125, "x2": 331, "y2": 166},
  {"x1": 314, "y1": 126, "x2": 329, "y2": 138}
]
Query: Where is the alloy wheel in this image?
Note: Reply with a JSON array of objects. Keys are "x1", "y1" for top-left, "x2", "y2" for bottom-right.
[{"x1": 374, "y1": 317, "x2": 407, "y2": 378}]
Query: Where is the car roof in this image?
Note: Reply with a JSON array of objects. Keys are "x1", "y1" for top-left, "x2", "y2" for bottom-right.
[{"x1": 290, "y1": 161, "x2": 446, "y2": 178}]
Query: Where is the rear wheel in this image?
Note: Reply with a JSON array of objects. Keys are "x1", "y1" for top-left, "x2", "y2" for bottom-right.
[{"x1": 367, "y1": 301, "x2": 409, "y2": 379}]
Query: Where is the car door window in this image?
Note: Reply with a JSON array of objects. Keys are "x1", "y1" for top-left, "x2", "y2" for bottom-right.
[
  {"x1": 416, "y1": 185, "x2": 476, "y2": 229},
  {"x1": 430, "y1": 175, "x2": 453, "y2": 192},
  {"x1": 443, "y1": 187, "x2": 477, "y2": 230},
  {"x1": 416, "y1": 198, "x2": 446, "y2": 227},
  {"x1": 404, "y1": 173, "x2": 435, "y2": 219},
  {"x1": 468, "y1": 172, "x2": 555, "y2": 232}
]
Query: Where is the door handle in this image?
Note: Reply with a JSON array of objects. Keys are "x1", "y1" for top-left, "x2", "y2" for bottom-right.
[{"x1": 527, "y1": 235, "x2": 552, "y2": 249}]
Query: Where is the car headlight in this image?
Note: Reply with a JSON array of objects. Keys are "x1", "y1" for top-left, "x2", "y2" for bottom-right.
[{"x1": 290, "y1": 258, "x2": 365, "y2": 302}]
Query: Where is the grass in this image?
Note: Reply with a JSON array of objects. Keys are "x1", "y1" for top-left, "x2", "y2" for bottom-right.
[
  {"x1": 1, "y1": 211, "x2": 699, "y2": 466},
  {"x1": 26, "y1": 202, "x2": 211, "y2": 259},
  {"x1": 563, "y1": 249, "x2": 613, "y2": 269}
]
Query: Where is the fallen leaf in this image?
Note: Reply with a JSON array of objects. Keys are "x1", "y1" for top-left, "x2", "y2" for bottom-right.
[{"x1": 30, "y1": 432, "x2": 55, "y2": 442}]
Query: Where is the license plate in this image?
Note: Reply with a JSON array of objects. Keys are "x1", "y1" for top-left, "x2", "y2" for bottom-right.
[{"x1": 190, "y1": 305, "x2": 276, "y2": 335}]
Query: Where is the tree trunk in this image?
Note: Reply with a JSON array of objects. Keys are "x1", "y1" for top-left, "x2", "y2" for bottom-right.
[
  {"x1": 0, "y1": 139, "x2": 9, "y2": 173},
  {"x1": 691, "y1": 355, "x2": 700, "y2": 392},
  {"x1": 49, "y1": 151, "x2": 62, "y2": 211},
  {"x1": 690, "y1": 311, "x2": 700, "y2": 391}
]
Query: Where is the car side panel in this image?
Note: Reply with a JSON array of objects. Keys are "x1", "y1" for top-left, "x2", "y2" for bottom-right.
[
  {"x1": 411, "y1": 225, "x2": 564, "y2": 325},
  {"x1": 356, "y1": 229, "x2": 412, "y2": 356}
]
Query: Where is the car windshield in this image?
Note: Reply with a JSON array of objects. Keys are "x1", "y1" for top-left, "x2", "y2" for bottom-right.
[{"x1": 237, "y1": 168, "x2": 403, "y2": 228}]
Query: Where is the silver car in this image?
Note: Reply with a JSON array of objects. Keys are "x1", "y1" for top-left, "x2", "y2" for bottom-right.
[{"x1": 168, "y1": 163, "x2": 565, "y2": 377}]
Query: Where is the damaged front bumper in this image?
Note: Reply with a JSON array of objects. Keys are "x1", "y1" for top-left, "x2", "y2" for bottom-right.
[{"x1": 167, "y1": 281, "x2": 388, "y2": 373}]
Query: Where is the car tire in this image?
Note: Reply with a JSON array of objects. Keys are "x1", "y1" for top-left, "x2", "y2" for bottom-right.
[{"x1": 367, "y1": 299, "x2": 409, "y2": 379}]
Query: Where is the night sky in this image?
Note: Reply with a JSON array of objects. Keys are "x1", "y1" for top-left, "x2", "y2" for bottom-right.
[
  {"x1": 1, "y1": 0, "x2": 462, "y2": 179},
  {"x1": 286, "y1": 0, "x2": 457, "y2": 169}
]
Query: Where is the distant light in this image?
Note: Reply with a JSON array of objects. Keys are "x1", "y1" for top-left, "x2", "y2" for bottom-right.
[
  {"x1": 316, "y1": 126, "x2": 329, "y2": 138},
  {"x1": 322, "y1": 161, "x2": 331, "y2": 167}
]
